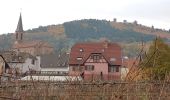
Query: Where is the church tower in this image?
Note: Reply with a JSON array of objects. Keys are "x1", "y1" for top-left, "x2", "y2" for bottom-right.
[{"x1": 15, "y1": 13, "x2": 24, "y2": 43}]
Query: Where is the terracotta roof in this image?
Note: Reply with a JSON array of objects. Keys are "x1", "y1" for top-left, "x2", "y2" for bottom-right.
[
  {"x1": 122, "y1": 58, "x2": 140, "y2": 70},
  {"x1": 69, "y1": 41, "x2": 122, "y2": 65},
  {"x1": 12, "y1": 40, "x2": 53, "y2": 48}
]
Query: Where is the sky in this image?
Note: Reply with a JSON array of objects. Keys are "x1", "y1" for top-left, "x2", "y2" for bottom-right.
[{"x1": 0, "y1": 0, "x2": 170, "y2": 34}]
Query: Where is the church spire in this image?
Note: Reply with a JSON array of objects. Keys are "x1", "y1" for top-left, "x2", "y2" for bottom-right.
[{"x1": 15, "y1": 13, "x2": 24, "y2": 42}]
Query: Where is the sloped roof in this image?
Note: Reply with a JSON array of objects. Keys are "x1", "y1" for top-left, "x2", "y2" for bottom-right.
[
  {"x1": 12, "y1": 40, "x2": 53, "y2": 48},
  {"x1": 122, "y1": 58, "x2": 140, "y2": 69},
  {"x1": 15, "y1": 13, "x2": 23, "y2": 33},
  {"x1": 40, "y1": 52, "x2": 69, "y2": 68},
  {"x1": 0, "y1": 55, "x2": 10, "y2": 70},
  {"x1": 0, "y1": 51, "x2": 37, "y2": 63},
  {"x1": 69, "y1": 41, "x2": 122, "y2": 65}
]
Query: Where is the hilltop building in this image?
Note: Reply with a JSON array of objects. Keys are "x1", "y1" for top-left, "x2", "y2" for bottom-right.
[
  {"x1": 12, "y1": 13, "x2": 54, "y2": 56},
  {"x1": 133, "y1": 20, "x2": 138, "y2": 25},
  {"x1": 113, "y1": 18, "x2": 117, "y2": 22}
]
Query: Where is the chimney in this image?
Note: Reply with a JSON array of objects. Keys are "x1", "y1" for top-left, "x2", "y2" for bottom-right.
[
  {"x1": 100, "y1": 38, "x2": 109, "y2": 48},
  {"x1": 103, "y1": 40, "x2": 109, "y2": 48}
]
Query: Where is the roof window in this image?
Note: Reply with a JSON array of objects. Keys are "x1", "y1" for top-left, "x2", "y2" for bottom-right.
[
  {"x1": 76, "y1": 57, "x2": 82, "y2": 61},
  {"x1": 110, "y1": 58, "x2": 116, "y2": 62},
  {"x1": 79, "y1": 48, "x2": 83, "y2": 52}
]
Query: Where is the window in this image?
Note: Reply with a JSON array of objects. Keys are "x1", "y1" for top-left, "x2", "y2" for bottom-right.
[
  {"x1": 85, "y1": 65, "x2": 94, "y2": 71},
  {"x1": 116, "y1": 66, "x2": 119, "y2": 72},
  {"x1": 109, "y1": 66, "x2": 119, "y2": 72},
  {"x1": 92, "y1": 54, "x2": 101, "y2": 62},
  {"x1": 109, "y1": 67, "x2": 114, "y2": 72},
  {"x1": 72, "y1": 66, "x2": 82, "y2": 71},
  {"x1": 79, "y1": 48, "x2": 83, "y2": 52},
  {"x1": 76, "y1": 57, "x2": 82, "y2": 61},
  {"x1": 32, "y1": 59, "x2": 35, "y2": 65},
  {"x1": 110, "y1": 58, "x2": 116, "y2": 62},
  {"x1": 71, "y1": 66, "x2": 75, "y2": 71}
]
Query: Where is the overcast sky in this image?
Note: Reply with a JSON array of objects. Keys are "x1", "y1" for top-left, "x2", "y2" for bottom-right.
[{"x1": 0, "y1": 0, "x2": 170, "y2": 34}]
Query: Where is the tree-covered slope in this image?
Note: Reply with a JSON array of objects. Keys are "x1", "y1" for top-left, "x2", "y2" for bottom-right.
[
  {"x1": 63, "y1": 19, "x2": 155, "y2": 42},
  {"x1": 0, "y1": 19, "x2": 165, "y2": 57}
]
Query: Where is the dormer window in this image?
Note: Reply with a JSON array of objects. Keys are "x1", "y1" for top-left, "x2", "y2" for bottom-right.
[
  {"x1": 79, "y1": 48, "x2": 83, "y2": 52},
  {"x1": 92, "y1": 54, "x2": 101, "y2": 62},
  {"x1": 76, "y1": 57, "x2": 82, "y2": 61},
  {"x1": 110, "y1": 58, "x2": 116, "y2": 62}
]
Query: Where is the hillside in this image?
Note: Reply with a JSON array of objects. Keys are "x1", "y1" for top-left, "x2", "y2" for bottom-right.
[
  {"x1": 110, "y1": 21, "x2": 170, "y2": 39},
  {"x1": 0, "y1": 19, "x2": 169, "y2": 57}
]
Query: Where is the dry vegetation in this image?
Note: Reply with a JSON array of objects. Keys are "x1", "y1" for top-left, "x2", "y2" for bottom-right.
[
  {"x1": 0, "y1": 38, "x2": 170, "y2": 100},
  {"x1": 1, "y1": 79, "x2": 170, "y2": 100},
  {"x1": 110, "y1": 21, "x2": 170, "y2": 39},
  {"x1": 47, "y1": 25, "x2": 65, "y2": 36}
]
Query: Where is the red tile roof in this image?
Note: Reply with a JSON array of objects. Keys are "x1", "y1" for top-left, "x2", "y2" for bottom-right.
[
  {"x1": 69, "y1": 41, "x2": 122, "y2": 65},
  {"x1": 123, "y1": 58, "x2": 140, "y2": 70}
]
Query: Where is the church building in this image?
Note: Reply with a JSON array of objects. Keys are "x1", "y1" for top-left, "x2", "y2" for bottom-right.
[{"x1": 12, "y1": 13, "x2": 54, "y2": 56}]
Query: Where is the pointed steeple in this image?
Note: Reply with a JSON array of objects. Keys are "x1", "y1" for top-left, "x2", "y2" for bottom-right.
[
  {"x1": 16, "y1": 13, "x2": 23, "y2": 32},
  {"x1": 15, "y1": 13, "x2": 24, "y2": 42}
]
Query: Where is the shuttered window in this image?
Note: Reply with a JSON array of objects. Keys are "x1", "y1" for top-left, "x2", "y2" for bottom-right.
[{"x1": 85, "y1": 65, "x2": 94, "y2": 71}]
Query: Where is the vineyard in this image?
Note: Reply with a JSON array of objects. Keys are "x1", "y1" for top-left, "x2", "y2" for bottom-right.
[{"x1": 0, "y1": 80, "x2": 170, "y2": 100}]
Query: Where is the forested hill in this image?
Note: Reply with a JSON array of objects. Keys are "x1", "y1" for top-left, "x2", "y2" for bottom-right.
[
  {"x1": 0, "y1": 19, "x2": 170, "y2": 56},
  {"x1": 63, "y1": 19, "x2": 155, "y2": 42}
]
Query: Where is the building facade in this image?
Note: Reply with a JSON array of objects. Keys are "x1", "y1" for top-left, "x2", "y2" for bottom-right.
[
  {"x1": 12, "y1": 41, "x2": 54, "y2": 56},
  {"x1": 12, "y1": 13, "x2": 54, "y2": 56},
  {"x1": 1, "y1": 51, "x2": 41, "y2": 74},
  {"x1": 0, "y1": 55, "x2": 10, "y2": 75},
  {"x1": 40, "y1": 52, "x2": 69, "y2": 74},
  {"x1": 69, "y1": 41, "x2": 122, "y2": 80}
]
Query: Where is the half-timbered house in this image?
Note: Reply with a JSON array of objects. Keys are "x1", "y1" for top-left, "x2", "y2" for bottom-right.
[{"x1": 69, "y1": 41, "x2": 122, "y2": 80}]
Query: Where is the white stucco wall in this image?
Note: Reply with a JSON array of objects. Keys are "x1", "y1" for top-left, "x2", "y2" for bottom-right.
[
  {"x1": 23, "y1": 57, "x2": 41, "y2": 73},
  {"x1": 121, "y1": 67, "x2": 129, "y2": 80},
  {"x1": 41, "y1": 67, "x2": 69, "y2": 72},
  {"x1": 9, "y1": 56, "x2": 41, "y2": 73},
  {"x1": 21, "y1": 75, "x2": 82, "y2": 81}
]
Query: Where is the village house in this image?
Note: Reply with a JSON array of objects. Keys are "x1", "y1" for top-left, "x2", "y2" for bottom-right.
[
  {"x1": 12, "y1": 13, "x2": 54, "y2": 56},
  {"x1": 1, "y1": 50, "x2": 71, "y2": 80},
  {"x1": 21, "y1": 52, "x2": 70, "y2": 81},
  {"x1": 1, "y1": 51, "x2": 41, "y2": 75},
  {"x1": 0, "y1": 55, "x2": 10, "y2": 75},
  {"x1": 0, "y1": 54, "x2": 12, "y2": 81},
  {"x1": 121, "y1": 57, "x2": 140, "y2": 80},
  {"x1": 69, "y1": 41, "x2": 122, "y2": 80},
  {"x1": 40, "y1": 52, "x2": 69, "y2": 75}
]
